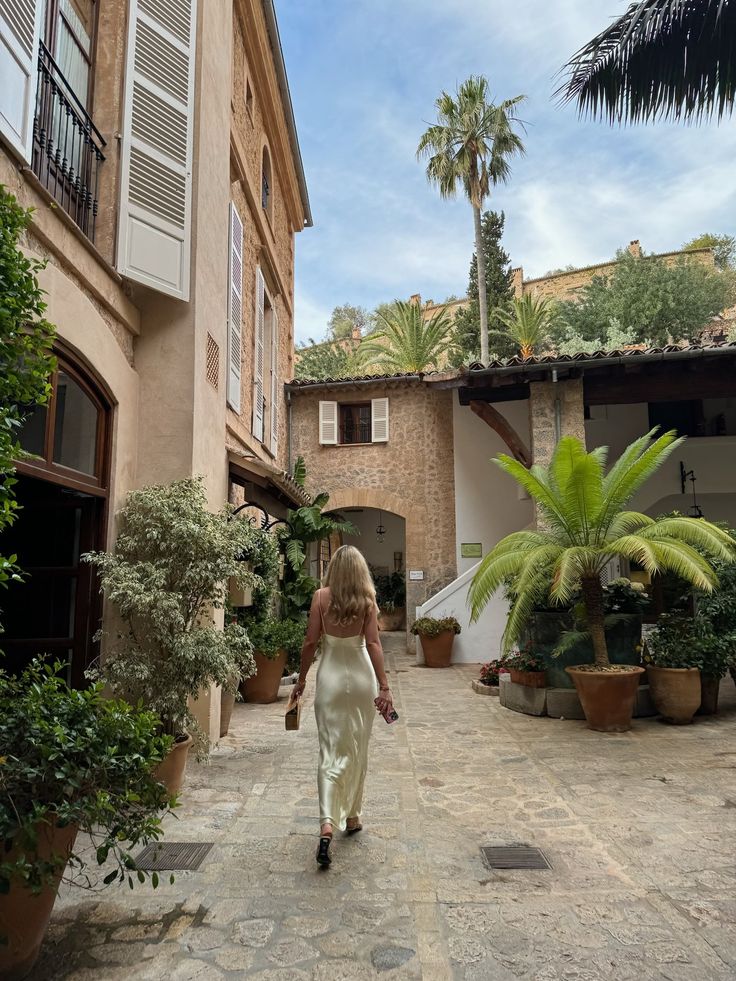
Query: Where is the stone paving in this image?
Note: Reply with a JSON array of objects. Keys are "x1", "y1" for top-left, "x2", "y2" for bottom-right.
[{"x1": 32, "y1": 636, "x2": 736, "y2": 980}]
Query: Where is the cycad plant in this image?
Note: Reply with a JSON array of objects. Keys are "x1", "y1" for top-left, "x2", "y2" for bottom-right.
[
  {"x1": 559, "y1": 0, "x2": 736, "y2": 124},
  {"x1": 469, "y1": 431, "x2": 736, "y2": 666},
  {"x1": 491, "y1": 294, "x2": 559, "y2": 359},
  {"x1": 417, "y1": 77, "x2": 525, "y2": 365},
  {"x1": 357, "y1": 300, "x2": 455, "y2": 374}
]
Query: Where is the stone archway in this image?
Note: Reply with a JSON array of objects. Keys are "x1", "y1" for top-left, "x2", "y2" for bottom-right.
[{"x1": 327, "y1": 488, "x2": 425, "y2": 647}]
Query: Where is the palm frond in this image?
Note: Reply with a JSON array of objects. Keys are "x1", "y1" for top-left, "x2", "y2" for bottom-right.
[
  {"x1": 599, "y1": 429, "x2": 682, "y2": 532},
  {"x1": 640, "y1": 517, "x2": 736, "y2": 562},
  {"x1": 558, "y1": 0, "x2": 736, "y2": 124}
]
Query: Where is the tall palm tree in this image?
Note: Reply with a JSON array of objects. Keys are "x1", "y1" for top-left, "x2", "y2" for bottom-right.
[
  {"x1": 469, "y1": 430, "x2": 735, "y2": 665},
  {"x1": 560, "y1": 0, "x2": 736, "y2": 123},
  {"x1": 491, "y1": 294, "x2": 559, "y2": 359},
  {"x1": 417, "y1": 77, "x2": 526, "y2": 365},
  {"x1": 357, "y1": 300, "x2": 455, "y2": 374}
]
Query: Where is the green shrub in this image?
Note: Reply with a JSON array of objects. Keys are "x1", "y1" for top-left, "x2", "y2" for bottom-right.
[
  {"x1": 410, "y1": 616, "x2": 461, "y2": 638},
  {"x1": 241, "y1": 614, "x2": 307, "y2": 672},
  {"x1": 0, "y1": 659, "x2": 174, "y2": 895}
]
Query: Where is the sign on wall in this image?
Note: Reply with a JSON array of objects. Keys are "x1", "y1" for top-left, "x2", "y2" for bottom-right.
[
  {"x1": 460, "y1": 543, "x2": 483, "y2": 559},
  {"x1": 408, "y1": 570, "x2": 424, "y2": 581}
]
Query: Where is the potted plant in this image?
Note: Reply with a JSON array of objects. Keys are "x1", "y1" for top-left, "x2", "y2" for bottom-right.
[
  {"x1": 411, "y1": 616, "x2": 461, "y2": 668},
  {"x1": 694, "y1": 541, "x2": 736, "y2": 714},
  {"x1": 375, "y1": 571, "x2": 407, "y2": 631},
  {"x1": 505, "y1": 645, "x2": 547, "y2": 688},
  {"x1": 472, "y1": 659, "x2": 505, "y2": 695},
  {"x1": 85, "y1": 477, "x2": 260, "y2": 792},
  {"x1": 0, "y1": 659, "x2": 174, "y2": 980},
  {"x1": 221, "y1": 529, "x2": 280, "y2": 736},
  {"x1": 239, "y1": 615, "x2": 307, "y2": 703},
  {"x1": 643, "y1": 614, "x2": 705, "y2": 724},
  {"x1": 469, "y1": 431, "x2": 736, "y2": 732}
]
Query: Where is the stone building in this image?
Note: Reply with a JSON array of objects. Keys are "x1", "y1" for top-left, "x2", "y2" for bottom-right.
[
  {"x1": 0, "y1": 0, "x2": 311, "y2": 740},
  {"x1": 287, "y1": 342, "x2": 736, "y2": 663}
]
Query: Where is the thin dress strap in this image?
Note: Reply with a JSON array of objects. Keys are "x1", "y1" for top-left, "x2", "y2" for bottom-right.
[{"x1": 318, "y1": 590, "x2": 326, "y2": 633}]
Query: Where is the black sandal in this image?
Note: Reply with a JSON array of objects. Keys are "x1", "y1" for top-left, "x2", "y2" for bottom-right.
[
  {"x1": 316, "y1": 836, "x2": 332, "y2": 868},
  {"x1": 346, "y1": 821, "x2": 363, "y2": 835}
]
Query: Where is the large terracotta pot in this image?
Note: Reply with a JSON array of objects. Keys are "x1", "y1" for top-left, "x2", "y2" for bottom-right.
[
  {"x1": 0, "y1": 821, "x2": 78, "y2": 980},
  {"x1": 419, "y1": 630, "x2": 455, "y2": 668},
  {"x1": 509, "y1": 669, "x2": 546, "y2": 689},
  {"x1": 566, "y1": 665, "x2": 645, "y2": 732},
  {"x1": 241, "y1": 650, "x2": 287, "y2": 703},
  {"x1": 647, "y1": 666, "x2": 701, "y2": 724},
  {"x1": 220, "y1": 689, "x2": 237, "y2": 737},
  {"x1": 153, "y1": 733, "x2": 193, "y2": 796},
  {"x1": 698, "y1": 674, "x2": 721, "y2": 716}
]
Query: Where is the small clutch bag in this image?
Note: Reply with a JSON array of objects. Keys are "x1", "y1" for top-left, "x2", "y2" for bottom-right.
[{"x1": 285, "y1": 690, "x2": 301, "y2": 731}]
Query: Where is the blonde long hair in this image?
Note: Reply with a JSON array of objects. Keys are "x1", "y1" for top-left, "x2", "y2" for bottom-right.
[{"x1": 323, "y1": 545, "x2": 376, "y2": 626}]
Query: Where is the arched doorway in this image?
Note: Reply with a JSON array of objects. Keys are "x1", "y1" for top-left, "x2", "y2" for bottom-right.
[{"x1": 2, "y1": 351, "x2": 111, "y2": 687}]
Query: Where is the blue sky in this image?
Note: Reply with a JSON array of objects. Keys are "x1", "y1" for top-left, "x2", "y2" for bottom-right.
[{"x1": 278, "y1": 0, "x2": 736, "y2": 344}]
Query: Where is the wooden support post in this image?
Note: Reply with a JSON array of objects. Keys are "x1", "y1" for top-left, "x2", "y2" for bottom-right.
[{"x1": 469, "y1": 401, "x2": 532, "y2": 468}]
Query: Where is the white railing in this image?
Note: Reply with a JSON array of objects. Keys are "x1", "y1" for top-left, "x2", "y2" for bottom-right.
[{"x1": 414, "y1": 561, "x2": 509, "y2": 665}]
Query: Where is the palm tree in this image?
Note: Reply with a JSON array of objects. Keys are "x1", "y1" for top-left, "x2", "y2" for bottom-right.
[
  {"x1": 417, "y1": 77, "x2": 526, "y2": 365},
  {"x1": 469, "y1": 430, "x2": 736, "y2": 665},
  {"x1": 357, "y1": 300, "x2": 455, "y2": 374},
  {"x1": 491, "y1": 294, "x2": 559, "y2": 359},
  {"x1": 559, "y1": 0, "x2": 736, "y2": 124}
]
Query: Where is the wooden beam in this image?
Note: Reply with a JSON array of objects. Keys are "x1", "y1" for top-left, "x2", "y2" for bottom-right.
[
  {"x1": 469, "y1": 400, "x2": 531, "y2": 467},
  {"x1": 584, "y1": 362, "x2": 736, "y2": 405}
]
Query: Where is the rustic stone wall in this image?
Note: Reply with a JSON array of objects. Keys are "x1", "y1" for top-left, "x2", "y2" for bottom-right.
[
  {"x1": 289, "y1": 383, "x2": 458, "y2": 618},
  {"x1": 528, "y1": 378, "x2": 586, "y2": 467}
]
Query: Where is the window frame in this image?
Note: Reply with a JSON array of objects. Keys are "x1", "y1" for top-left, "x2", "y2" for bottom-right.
[{"x1": 338, "y1": 402, "x2": 372, "y2": 446}]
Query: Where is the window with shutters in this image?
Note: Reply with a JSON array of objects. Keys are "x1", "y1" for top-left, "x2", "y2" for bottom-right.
[
  {"x1": 252, "y1": 267, "x2": 280, "y2": 453},
  {"x1": 261, "y1": 146, "x2": 272, "y2": 216},
  {"x1": 319, "y1": 398, "x2": 389, "y2": 446}
]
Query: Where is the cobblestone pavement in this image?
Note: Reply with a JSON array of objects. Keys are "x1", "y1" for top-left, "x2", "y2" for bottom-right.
[{"x1": 33, "y1": 637, "x2": 736, "y2": 980}]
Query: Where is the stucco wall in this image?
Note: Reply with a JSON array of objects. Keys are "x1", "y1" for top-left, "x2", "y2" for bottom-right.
[
  {"x1": 290, "y1": 384, "x2": 457, "y2": 621},
  {"x1": 341, "y1": 509, "x2": 406, "y2": 575}
]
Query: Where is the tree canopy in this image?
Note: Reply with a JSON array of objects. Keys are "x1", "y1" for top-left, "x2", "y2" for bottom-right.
[
  {"x1": 682, "y1": 232, "x2": 736, "y2": 271},
  {"x1": 451, "y1": 210, "x2": 515, "y2": 365},
  {"x1": 358, "y1": 300, "x2": 456, "y2": 374},
  {"x1": 551, "y1": 249, "x2": 735, "y2": 352},
  {"x1": 327, "y1": 303, "x2": 369, "y2": 341},
  {"x1": 294, "y1": 338, "x2": 362, "y2": 380}
]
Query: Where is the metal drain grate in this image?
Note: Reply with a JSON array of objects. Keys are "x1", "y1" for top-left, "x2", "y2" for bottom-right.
[
  {"x1": 134, "y1": 842, "x2": 214, "y2": 871},
  {"x1": 481, "y1": 845, "x2": 551, "y2": 870}
]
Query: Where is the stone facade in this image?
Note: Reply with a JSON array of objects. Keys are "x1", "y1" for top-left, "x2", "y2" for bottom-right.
[
  {"x1": 289, "y1": 382, "x2": 458, "y2": 618},
  {"x1": 528, "y1": 378, "x2": 586, "y2": 466}
]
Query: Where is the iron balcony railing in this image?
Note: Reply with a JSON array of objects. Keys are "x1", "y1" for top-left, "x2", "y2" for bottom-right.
[{"x1": 32, "y1": 42, "x2": 106, "y2": 243}]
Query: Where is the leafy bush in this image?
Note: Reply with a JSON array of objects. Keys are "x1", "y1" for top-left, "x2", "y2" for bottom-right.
[
  {"x1": 0, "y1": 659, "x2": 174, "y2": 895},
  {"x1": 239, "y1": 614, "x2": 307, "y2": 672},
  {"x1": 373, "y1": 570, "x2": 406, "y2": 613},
  {"x1": 237, "y1": 525, "x2": 279, "y2": 615},
  {"x1": 505, "y1": 646, "x2": 546, "y2": 672},
  {"x1": 644, "y1": 613, "x2": 715, "y2": 670},
  {"x1": 85, "y1": 477, "x2": 263, "y2": 757},
  {"x1": 479, "y1": 660, "x2": 504, "y2": 685},
  {"x1": 410, "y1": 616, "x2": 461, "y2": 638},
  {"x1": 0, "y1": 187, "x2": 56, "y2": 626}
]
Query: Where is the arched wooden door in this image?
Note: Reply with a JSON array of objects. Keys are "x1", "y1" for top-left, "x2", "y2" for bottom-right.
[{"x1": 2, "y1": 352, "x2": 111, "y2": 687}]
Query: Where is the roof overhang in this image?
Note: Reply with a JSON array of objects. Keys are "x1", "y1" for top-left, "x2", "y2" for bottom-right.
[{"x1": 228, "y1": 450, "x2": 311, "y2": 510}]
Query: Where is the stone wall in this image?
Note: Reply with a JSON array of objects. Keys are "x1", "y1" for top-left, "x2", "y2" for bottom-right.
[
  {"x1": 289, "y1": 383, "x2": 458, "y2": 619},
  {"x1": 528, "y1": 378, "x2": 586, "y2": 467}
]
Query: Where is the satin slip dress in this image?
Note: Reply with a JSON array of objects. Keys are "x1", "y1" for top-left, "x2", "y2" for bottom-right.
[{"x1": 314, "y1": 602, "x2": 378, "y2": 831}]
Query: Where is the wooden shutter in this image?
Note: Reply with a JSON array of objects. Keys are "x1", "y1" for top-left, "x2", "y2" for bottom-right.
[
  {"x1": 270, "y1": 307, "x2": 279, "y2": 453},
  {"x1": 227, "y1": 202, "x2": 243, "y2": 412},
  {"x1": 319, "y1": 401, "x2": 338, "y2": 445},
  {"x1": 252, "y1": 268, "x2": 265, "y2": 441},
  {"x1": 0, "y1": 0, "x2": 43, "y2": 162},
  {"x1": 371, "y1": 397, "x2": 389, "y2": 442},
  {"x1": 117, "y1": 0, "x2": 197, "y2": 300}
]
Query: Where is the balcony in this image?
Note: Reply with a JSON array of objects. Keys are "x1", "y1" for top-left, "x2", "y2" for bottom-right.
[{"x1": 32, "y1": 42, "x2": 105, "y2": 244}]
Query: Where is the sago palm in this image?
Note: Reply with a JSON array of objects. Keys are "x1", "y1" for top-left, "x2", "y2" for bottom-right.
[
  {"x1": 357, "y1": 300, "x2": 455, "y2": 374},
  {"x1": 491, "y1": 294, "x2": 559, "y2": 359},
  {"x1": 560, "y1": 0, "x2": 736, "y2": 124},
  {"x1": 469, "y1": 430, "x2": 736, "y2": 665},
  {"x1": 417, "y1": 77, "x2": 526, "y2": 365}
]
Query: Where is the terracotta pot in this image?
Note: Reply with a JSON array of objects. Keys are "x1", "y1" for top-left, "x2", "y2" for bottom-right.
[
  {"x1": 0, "y1": 820, "x2": 78, "y2": 980},
  {"x1": 647, "y1": 665, "x2": 701, "y2": 724},
  {"x1": 509, "y1": 669, "x2": 546, "y2": 689},
  {"x1": 419, "y1": 630, "x2": 455, "y2": 668},
  {"x1": 220, "y1": 689, "x2": 237, "y2": 738},
  {"x1": 241, "y1": 650, "x2": 287, "y2": 703},
  {"x1": 379, "y1": 608, "x2": 406, "y2": 632},
  {"x1": 566, "y1": 665, "x2": 645, "y2": 732},
  {"x1": 698, "y1": 674, "x2": 721, "y2": 716},
  {"x1": 153, "y1": 733, "x2": 193, "y2": 796}
]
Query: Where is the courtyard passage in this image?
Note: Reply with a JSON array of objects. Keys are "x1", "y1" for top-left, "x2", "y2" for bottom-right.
[{"x1": 34, "y1": 638, "x2": 736, "y2": 980}]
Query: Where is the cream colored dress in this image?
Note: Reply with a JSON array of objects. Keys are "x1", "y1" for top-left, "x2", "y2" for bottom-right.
[{"x1": 314, "y1": 617, "x2": 378, "y2": 831}]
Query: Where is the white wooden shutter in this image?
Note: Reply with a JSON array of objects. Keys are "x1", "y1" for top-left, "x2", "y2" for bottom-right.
[
  {"x1": 252, "y1": 268, "x2": 265, "y2": 442},
  {"x1": 270, "y1": 307, "x2": 279, "y2": 453},
  {"x1": 227, "y1": 202, "x2": 243, "y2": 412},
  {"x1": 371, "y1": 397, "x2": 389, "y2": 442},
  {"x1": 0, "y1": 0, "x2": 43, "y2": 162},
  {"x1": 117, "y1": 0, "x2": 197, "y2": 300},
  {"x1": 319, "y1": 401, "x2": 338, "y2": 445}
]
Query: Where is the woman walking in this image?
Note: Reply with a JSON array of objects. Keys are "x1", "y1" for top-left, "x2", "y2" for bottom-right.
[{"x1": 294, "y1": 545, "x2": 394, "y2": 868}]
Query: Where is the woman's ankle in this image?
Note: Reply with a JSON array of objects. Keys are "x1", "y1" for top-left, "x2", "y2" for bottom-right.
[{"x1": 320, "y1": 822, "x2": 333, "y2": 838}]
